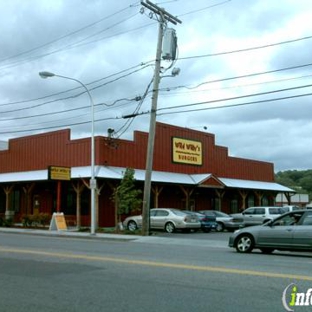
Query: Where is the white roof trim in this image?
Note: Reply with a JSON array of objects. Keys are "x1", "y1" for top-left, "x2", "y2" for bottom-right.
[
  {"x1": 219, "y1": 177, "x2": 294, "y2": 192},
  {"x1": 0, "y1": 170, "x2": 48, "y2": 183},
  {"x1": 0, "y1": 166, "x2": 294, "y2": 192}
]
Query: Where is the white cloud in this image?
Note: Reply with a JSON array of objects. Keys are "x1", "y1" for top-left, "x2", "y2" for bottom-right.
[{"x1": 0, "y1": 0, "x2": 311, "y2": 172}]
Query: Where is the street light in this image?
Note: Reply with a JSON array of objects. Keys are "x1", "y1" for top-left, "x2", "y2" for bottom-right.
[{"x1": 39, "y1": 71, "x2": 96, "y2": 235}]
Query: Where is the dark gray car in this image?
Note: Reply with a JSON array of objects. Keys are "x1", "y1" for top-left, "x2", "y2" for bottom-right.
[
  {"x1": 199, "y1": 210, "x2": 243, "y2": 232},
  {"x1": 229, "y1": 210, "x2": 312, "y2": 253}
]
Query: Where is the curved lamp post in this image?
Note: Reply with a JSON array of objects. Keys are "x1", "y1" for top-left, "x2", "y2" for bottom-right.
[{"x1": 39, "y1": 71, "x2": 96, "y2": 235}]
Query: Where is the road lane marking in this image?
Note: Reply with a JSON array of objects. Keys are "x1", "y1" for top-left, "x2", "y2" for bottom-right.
[{"x1": 0, "y1": 246, "x2": 311, "y2": 281}]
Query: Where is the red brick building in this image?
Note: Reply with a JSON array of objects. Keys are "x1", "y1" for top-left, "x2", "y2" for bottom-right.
[{"x1": 0, "y1": 122, "x2": 293, "y2": 227}]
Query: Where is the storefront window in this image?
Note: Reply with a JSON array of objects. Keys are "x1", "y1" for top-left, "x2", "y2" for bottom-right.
[
  {"x1": 10, "y1": 190, "x2": 20, "y2": 212},
  {"x1": 214, "y1": 198, "x2": 220, "y2": 210},
  {"x1": 0, "y1": 192, "x2": 5, "y2": 213},
  {"x1": 247, "y1": 194, "x2": 255, "y2": 207},
  {"x1": 261, "y1": 196, "x2": 269, "y2": 206},
  {"x1": 230, "y1": 199, "x2": 238, "y2": 213}
]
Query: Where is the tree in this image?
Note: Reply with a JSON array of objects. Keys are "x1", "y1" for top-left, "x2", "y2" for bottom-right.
[
  {"x1": 275, "y1": 169, "x2": 312, "y2": 201},
  {"x1": 112, "y1": 168, "x2": 142, "y2": 231}
]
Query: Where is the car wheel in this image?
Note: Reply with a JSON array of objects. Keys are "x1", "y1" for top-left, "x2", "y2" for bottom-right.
[
  {"x1": 235, "y1": 234, "x2": 254, "y2": 253},
  {"x1": 165, "y1": 222, "x2": 175, "y2": 233},
  {"x1": 127, "y1": 220, "x2": 138, "y2": 231},
  {"x1": 216, "y1": 222, "x2": 224, "y2": 232},
  {"x1": 260, "y1": 248, "x2": 274, "y2": 254}
]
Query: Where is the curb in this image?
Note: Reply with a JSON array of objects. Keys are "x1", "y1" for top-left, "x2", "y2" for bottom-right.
[{"x1": 0, "y1": 227, "x2": 140, "y2": 241}]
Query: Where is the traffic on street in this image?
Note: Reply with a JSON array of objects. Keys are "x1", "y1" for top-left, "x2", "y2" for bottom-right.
[{"x1": 0, "y1": 229, "x2": 311, "y2": 312}]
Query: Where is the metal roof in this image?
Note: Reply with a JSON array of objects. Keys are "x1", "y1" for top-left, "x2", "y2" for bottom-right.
[
  {"x1": 0, "y1": 166, "x2": 294, "y2": 192},
  {"x1": 219, "y1": 177, "x2": 294, "y2": 192},
  {"x1": 0, "y1": 170, "x2": 47, "y2": 183}
]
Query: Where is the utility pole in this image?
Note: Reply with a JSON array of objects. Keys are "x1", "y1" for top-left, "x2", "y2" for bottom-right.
[{"x1": 140, "y1": 1, "x2": 182, "y2": 236}]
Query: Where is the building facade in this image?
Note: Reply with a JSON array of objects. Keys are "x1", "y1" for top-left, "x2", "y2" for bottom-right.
[{"x1": 0, "y1": 122, "x2": 293, "y2": 227}]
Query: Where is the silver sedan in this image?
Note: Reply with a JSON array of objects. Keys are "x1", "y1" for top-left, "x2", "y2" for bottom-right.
[
  {"x1": 229, "y1": 210, "x2": 312, "y2": 254},
  {"x1": 123, "y1": 208, "x2": 201, "y2": 233}
]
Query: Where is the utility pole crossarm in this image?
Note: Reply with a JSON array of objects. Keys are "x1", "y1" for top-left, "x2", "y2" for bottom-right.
[{"x1": 140, "y1": 1, "x2": 182, "y2": 25}]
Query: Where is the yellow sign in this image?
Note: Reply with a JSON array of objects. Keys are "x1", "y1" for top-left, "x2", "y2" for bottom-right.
[
  {"x1": 172, "y1": 137, "x2": 203, "y2": 166},
  {"x1": 49, "y1": 212, "x2": 68, "y2": 231},
  {"x1": 49, "y1": 166, "x2": 71, "y2": 181}
]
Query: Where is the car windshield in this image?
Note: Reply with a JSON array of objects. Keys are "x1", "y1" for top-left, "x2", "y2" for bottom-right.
[
  {"x1": 200, "y1": 211, "x2": 215, "y2": 216},
  {"x1": 272, "y1": 214, "x2": 297, "y2": 226},
  {"x1": 214, "y1": 211, "x2": 230, "y2": 217},
  {"x1": 171, "y1": 209, "x2": 186, "y2": 216}
]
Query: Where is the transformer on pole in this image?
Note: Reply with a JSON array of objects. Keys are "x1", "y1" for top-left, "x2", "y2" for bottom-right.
[{"x1": 140, "y1": 1, "x2": 182, "y2": 236}]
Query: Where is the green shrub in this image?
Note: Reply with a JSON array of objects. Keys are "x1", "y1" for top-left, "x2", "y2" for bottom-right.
[
  {"x1": 21, "y1": 213, "x2": 51, "y2": 227},
  {"x1": 0, "y1": 216, "x2": 13, "y2": 227},
  {"x1": 4, "y1": 218, "x2": 13, "y2": 227},
  {"x1": 21, "y1": 215, "x2": 32, "y2": 227}
]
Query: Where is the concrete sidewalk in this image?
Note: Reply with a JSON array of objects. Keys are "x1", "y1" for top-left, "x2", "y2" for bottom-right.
[
  {"x1": 0, "y1": 226, "x2": 229, "y2": 248},
  {"x1": 0, "y1": 226, "x2": 140, "y2": 241}
]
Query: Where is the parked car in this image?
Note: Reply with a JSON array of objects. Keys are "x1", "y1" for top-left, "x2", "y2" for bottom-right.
[
  {"x1": 199, "y1": 210, "x2": 243, "y2": 232},
  {"x1": 281, "y1": 205, "x2": 300, "y2": 213},
  {"x1": 229, "y1": 210, "x2": 312, "y2": 253},
  {"x1": 183, "y1": 211, "x2": 217, "y2": 232},
  {"x1": 123, "y1": 208, "x2": 201, "y2": 233},
  {"x1": 230, "y1": 206, "x2": 285, "y2": 227}
]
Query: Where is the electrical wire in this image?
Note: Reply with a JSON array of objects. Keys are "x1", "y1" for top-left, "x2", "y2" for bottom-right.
[
  {"x1": 156, "y1": 92, "x2": 312, "y2": 116},
  {"x1": 0, "y1": 13, "x2": 141, "y2": 71},
  {"x1": 2, "y1": 89, "x2": 312, "y2": 136},
  {"x1": 0, "y1": 61, "x2": 153, "y2": 107},
  {"x1": 177, "y1": 35, "x2": 312, "y2": 61},
  {"x1": 158, "y1": 73, "x2": 312, "y2": 97},
  {"x1": 157, "y1": 62, "x2": 312, "y2": 93},
  {"x1": 157, "y1": 83, "x2": 312, "y2": 112},
  {"x1": 177, "y1": 0, "x2": 231, "y2": 17},
  {"x1": 0, "y1": 3, "x2": 140, "y2": 65},
  {"x1": 0, "y1": 64, "x2": 152, "y2": 113},
  {"x1": 114, "y1": 76, "x2": 154, "y2": 138}
]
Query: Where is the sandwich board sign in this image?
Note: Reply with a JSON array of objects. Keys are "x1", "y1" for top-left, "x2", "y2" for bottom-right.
[{"x1": 49, "y1": 212, "x2": 67, "y2": 231}]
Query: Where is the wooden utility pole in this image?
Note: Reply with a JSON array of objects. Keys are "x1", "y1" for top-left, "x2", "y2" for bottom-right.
[{"x1": 140, "y1": 1, "x2": 181, "y2": 236}]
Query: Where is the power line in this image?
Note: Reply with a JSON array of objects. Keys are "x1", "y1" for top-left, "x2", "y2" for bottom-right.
[
  {"x1": 156, "y1": 92, "x2": 312, "y2": 116},
  {"x1": 0, "y1": 61, "x2": 153, "y2": 107},
  {"x1": 0, "y1": 3, "x2": 139, "y2": 65},
  {"x1": 2, "y1": 89, "x2": 311, "y2": 136},
  {"x1": 0, "y1": 64, "x2": 152, "y2": 113},
  {"x1": 0, "y1": 13, "x2": 140, "y2": 71},
  {"x1": 3, "y1": 66, "x2": 312, "y2": 124},
  {"x1": 115, "y1": 76, "x2": 154, "y2": 138},
  {"x1": 177, "y1": 0, "x2": 231, "y2": 17},
  {"x1": 157, "y1": 83, "x2": 312, "y2": 113},
  {"x1": 0, "y1": 115, "x2": 117, "y2": 135},
  {"x1": 177, "y1": 35, "x2": 312, "y2": 61},
  {"x1": 158, "y1": 62, "x2": 312, "y2": 93},
  {"x1": 1, "y1": 98, "x2": 138, "y2": 122},
  {"x1": 158, "y1": 73, "x2": 312, "y2": 97}
]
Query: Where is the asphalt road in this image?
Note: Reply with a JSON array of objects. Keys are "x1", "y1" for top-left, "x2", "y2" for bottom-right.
[{"x1": 0, "y1": 231, "x2": 312, "y2": 312}]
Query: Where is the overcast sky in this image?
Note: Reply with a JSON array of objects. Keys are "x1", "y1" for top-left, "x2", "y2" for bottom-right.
[{"x1": 0, "y1": 0, "x2": 311, "y2": 172}]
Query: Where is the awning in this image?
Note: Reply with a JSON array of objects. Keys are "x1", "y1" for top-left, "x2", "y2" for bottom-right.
[
  {"x1": 0, "y1": 165, "x2": 294, "y2": 193},
  {"x1": 0, "y1": 170, "x2": 48, "y2": 183},
  {"x1": 219, "y1": 177, "x2": 294, "y2": 192}
]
